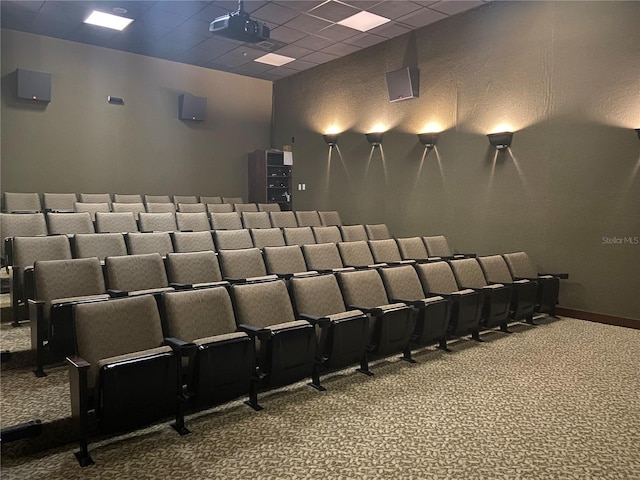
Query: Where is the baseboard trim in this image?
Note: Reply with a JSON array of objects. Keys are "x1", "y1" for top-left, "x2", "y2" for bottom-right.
[{"x1": 556, "y1": 307, "x2": 640, "y2": 330}]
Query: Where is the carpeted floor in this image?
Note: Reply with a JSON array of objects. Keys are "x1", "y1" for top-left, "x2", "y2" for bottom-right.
[{"x1": 1, "y1": 316, "x2": 640, "y2": 479}]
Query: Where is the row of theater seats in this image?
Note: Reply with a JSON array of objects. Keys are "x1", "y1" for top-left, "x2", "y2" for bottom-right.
[
  {"x1": 1, "y1": 192, "x2": 246, "y2": 213},
  {"x1": 0, "y1": 210, "x2": 347, "y2": 265},
  {"x1": 28, "y1": 248, "x2": 561, "y2": 466}
]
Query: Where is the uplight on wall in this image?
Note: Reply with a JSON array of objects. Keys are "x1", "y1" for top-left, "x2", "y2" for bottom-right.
[
  {"x1": 366, "y1": 132, "x2": 384, "y2": 147},
  {"x1": 487, "y1": 131, "x2": 514, "y2": 150},
  {"x1": 418, "y1": 133, "x2": 438, "y2": 148},
  {"x1": 323, "y1": 134, "x2": 338, "y2": 146}
]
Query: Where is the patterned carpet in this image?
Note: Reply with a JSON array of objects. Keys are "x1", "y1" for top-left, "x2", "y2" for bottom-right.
[{"x1": 1, "y1": 316, "x2": 640, "y2": 479}]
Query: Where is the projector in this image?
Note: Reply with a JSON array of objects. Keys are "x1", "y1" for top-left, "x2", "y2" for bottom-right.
[{"x1": 209, "y1": 1, "x2": 270, "y2": 43}]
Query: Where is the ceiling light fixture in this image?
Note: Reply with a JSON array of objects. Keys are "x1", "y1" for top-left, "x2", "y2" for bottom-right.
[
  {"x1": 418, "y1": 133, "x2": 438, "y2": 148},
  {"x1": 254, "y1": 53, "x2": 295, "y2": 67},
  {"x1": 338, "y1": 11, "x2": 390, "y2": 32},
  {"x1": 366, "y1": 132, "x2": 384, "y2": 147},
  {"x1": 323, "y1": 134, "x2": 338, "y2": 146},
  {"x1": 84, "y1": 10, "x2": 133, "y2": 31}
]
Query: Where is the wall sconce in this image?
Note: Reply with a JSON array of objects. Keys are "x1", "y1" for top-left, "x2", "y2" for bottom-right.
[
  {"x1": 635, "y1": 128, "x2": 640, "y2": 140},
  {"x1": 418, "y1": 133, "x2": 438, "y2": 148},
  {"x1": 366, "y1": 132, "x2": 383, "y2": 146},
  {"x1": 323, "y1": 134, "x2": 338, "y2": 146},
  {"x1": 487, "y1": 131, "x2": 513, "y2": 150}
]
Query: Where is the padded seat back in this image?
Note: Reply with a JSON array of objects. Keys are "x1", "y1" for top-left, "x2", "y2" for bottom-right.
[
  {"x1": 379, "y1": 265, "x2": 425, "y2": 301},
  {"x1": 250, "y1": 228, "x2": 285, "y2": 248},
  {"x1": 290, "y1": 274, "x2": 347, "y2": 317},
  {"x1": 257, "y1": 203, "x2": 280, "y2": 212},
  {"x1": 79, "y1": 193, "x2": 111, "y2": 206},
  {"x1": 222, "y1": 197, "x2": 243, "y2": 205},
  {"x1": 340, "y1": 225, "x2": 368, "y2": 242},
  {"x1": 415, "y1": 261, "x2": 460, "y2": 294},
  {"x1": 95, "y1": 212, "x2": 138, "y2": 233},
  {"x1": 396, "y1": 237, "x2": 429, "y2": 261},
  {"x1": 295, "y1": 210, "x2": 321, "y2": 227},
  {"x1": 450, "y1": 258, "x2": 489, "y2": 289},
  {"x1": 368, "y1": 239, "x2": 402, "y2": 263},
  {"x1": 105, "y1": 253, "x2": 169, "y2": 292},
  {"x1": 302, "y1": 243, "x2": 344, "y2": 271},
  {"x1": 13, "y1": 235, "x2": 72, "y2": 268},
  {"x1": 3, "y1": 192, "x2": 42, "y2": 213},
  {"x1": 423, "y1": 235, "x2": 452, "y2": 257},
  {"x1": 43, "y1": 193, "x2": 77, "y2": 212},
  {"x1": 113, "y1": 194, "x2": 143, "y2": 204},
  {"x1": 207, "y1": 203, "x2": 233, "y2": 214},
  {"x1": 338, "y1": 268, "x2": 391, "y2": 308},
  {"x1": 146, "y1": 203, "x2": 176, "y2": 214},
  {"x1": 214, "y1": 229, "x2": 253, "y2": 250},
  {"x1": 218, "y1": 248, "x2": 267, "y2": 280},
  {"x1": 177, "y1": 203, "x2": 206, "y2": 213},
  {"x1": 166, "y1": 251, "x2": 222, "y2": 285},
  {"x1": 312, "y1": 226, "x2": 342, "y2": 244},
  {"x1": 200, "y1": 196, "x2": 222, "y2": 205},
  {"x1": 210, "y1": 212, "x2": 242, "y2": 230},
  {"x1": 234, "y1": 203, "x2": 258, "y2": 213},
  {"x1": 47, "y1": 212, "x2": 95, "y2": 234},
  {"x1": 145, "y1": 195, "x2": 171, "y2": 204},
  {"x1": 112, "y1": 202, "x2": 146, "y2": 220},
  {"x1": 171, "y1": 231, "x2": 215, "y2": 253},
  {"x1": 74, "y1": 203, "x2": 110, "y2": 221},
  {"x1": 176, "y1": 212, "x2": 211, "y2": 232},
  {"x1": 0, "y1": 213, "x2": 47, "y2": 261},
  {"x1": 365, "y1": 224, "x2": 391, "y2": 240},
  {"x1": 502, "y1": 252, "x2": 538, "y2": 279},
  {"x1": 283, "y1": 226, "x2": 315, "y2": 246},
  {"x1": 126, "y1": 232, "x2": 174, "y2": 256},
  {"x1": 337, "y1": 241, "x2": 375, "y2": 268},
  {"x1": 173, "y1": 195, "x2": 198, "y2": 205},
  {"x1": 242, "y1": 211, "x2": 271, "y2": 229},
  {"x1": 232, "y1": 279, "x2": 296, "y2": 329},
  {"x1": 318, "y1": 211, "x2": 342, "y2": 226},
  {"x1": 75, "y1": 233, "x2": 127, "y2": 261},
  {"x1": 263, "y1": 245, "x2": 308, "y2": 276},
  {"x1": 269, "y1": 211, "x2": 297, "y2": 228},
  {"x1": 138, "y1": 212, "x2": 177, "y2": 232}
]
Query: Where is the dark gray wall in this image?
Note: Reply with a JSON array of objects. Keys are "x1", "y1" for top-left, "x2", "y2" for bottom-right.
[
  {"x1": 1, "y1": 29, "x2": 273, "y2": 199},
  {"x1": 273, "y1": 1, "x2": 640, "y2": 319}
]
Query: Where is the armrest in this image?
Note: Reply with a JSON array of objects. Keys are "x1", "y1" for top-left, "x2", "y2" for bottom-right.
[
  {"x1": 347, "y1": 304, "x2": 381, "y2": 316},
  {"x1": 392, "y1": 298, "x2": 425, "y2": 308},
  {"x1": 169, "y1": 282, "x2": 193, "y2": 290},
  {"x1": 66, "y1": 355, "x2": 90, "y2": 370},
  {"x1": 237, "y1": 323, "x2": 271, "y2": 341},
  {"x1": 164, "y1": 337, "x2": 197, "y2": 357},
  {"x1": 298, "y1": 314, "x2": 331, "y2": 328},
  {"x1": 108, "y1": 289, "x2": 129, "y2": 297},
  {"x1": 540, "y1": 272, "x2": 569, "y2": 279}
]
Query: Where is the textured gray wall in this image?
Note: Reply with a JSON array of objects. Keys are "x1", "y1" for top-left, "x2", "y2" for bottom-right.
[
  {"x1": 272, "y1": 1, "x2": 640, "y2": 319},
  {"x1": 1, "y1": 29, "x2": 273, "y2": 199}
]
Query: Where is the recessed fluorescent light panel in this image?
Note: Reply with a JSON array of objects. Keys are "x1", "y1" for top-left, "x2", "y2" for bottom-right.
[
  {"x1": 84, "y1": 10, "x2": 133, "y2": 31},
  {"x1": 255, "y1": 53, "x2": 295, "y2": 67},
  {"x1": 337, "y1": 11, "x2": 390, "y2": 32}
]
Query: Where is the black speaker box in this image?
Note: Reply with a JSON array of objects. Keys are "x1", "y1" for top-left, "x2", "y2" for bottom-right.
[
  {"x1": 386, "y1": 67, "x2": 419, "y2": 103},
  {"x1": 16, "y1": 68, "x2": 51, "y2": 102},
  {"x1": 178, "y1": 93, "x2": 206, "y2": 121}
]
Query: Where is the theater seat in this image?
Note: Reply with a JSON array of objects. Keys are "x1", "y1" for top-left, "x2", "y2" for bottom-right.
[
  {"x1": 263, "y1": 245, "x2": 315, "y2": 278},
  {"x1": 166, "y1": 251, "x2": 223, "y2": 288},
  {"x1": 47, "y1": 212, "x2": 95, "y2": 235},
  {"x1": 105, "y1": 253, "x2": 173, "y2": 297},
  {"x1": 171, "y1": 231, "x2": 215, "y2": 253},
  {"x1": 3, "y1": 192, "x2": 42, "y2": 213},
  {"x1": 365, "y1": 223, "x2": 391, "y2": 240},
  {"x1": 74, "y1": 233, "x2": 127, "y2": 261}
]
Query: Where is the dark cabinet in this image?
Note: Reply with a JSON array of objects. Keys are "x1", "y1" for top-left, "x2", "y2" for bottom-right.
[{"x1": 248, "y1": 150, "x2": 292, "y2": 211}]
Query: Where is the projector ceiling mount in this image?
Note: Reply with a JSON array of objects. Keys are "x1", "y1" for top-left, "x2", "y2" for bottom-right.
[{"x1": 209, "y1": 0, "x2": 271, "y2": 43}]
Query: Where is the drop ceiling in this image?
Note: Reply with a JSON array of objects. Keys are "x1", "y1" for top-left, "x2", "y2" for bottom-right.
[{"x1": 1, "y1": 1, "x2": 488, "y2": 82}]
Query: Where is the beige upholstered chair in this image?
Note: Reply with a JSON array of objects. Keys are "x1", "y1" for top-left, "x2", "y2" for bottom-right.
[
  {"x1": 396, "y1": 237, "x2": 431, "y2": 261},
  {"x1": 283, "y1": 226, "x2": 315, "y2": 246},
  {"x1": 378, "y1": 265, "x2": 450, "y2": 350},
  {"x1": 302, "y1": 243, "x2": 352, "y2": 272},
  {"x1": 112, "y1": 202, "x2": 146, "y2": 220},
  {"x1": 138, "y1": 212, "x2": 177, "y2": 232},
  {"x1": 214, "y1": 229, "x2": 254, "y2": 250},
  {"x1": 79, "y1": 193, "x2": 111, "y2": 206},
  {"x1": 0, "y1": 213, "x2": 47, "y2": 265},
  {"x1": 312, "y1": 226, "x2": 342, "y2": 244},
  {"x1": 257, "y1": 203, "x2": 280, "y2": 212},
  {"x1": 95, "y1": 212, "x2": 138, "y2": 233},
  {"x1": 171, "y1": 231, "x2": 215, "y2": 253},
  {"x1": 339, "y1": 224, "x2": 368, "y2": 242},
  {"x1": 222, "y1": 197, "x2": 243, "y2": 204},
  {"x1": 200, "y1": 196, "x2": 222, "y2": 204},
  {"x1": 113, "y1": 194, "x2": 143, "y2": 204},
  {"x1": 47, "y1": 212, "x2": 95, "y2": 235},
  {"x1": 173, "y1": 195, "x2": 198, "y2": 205},
  {"x1": 105, "y1": 253, "x2": 173, "y2": 296},
  {"x1": 234, "y1": 203, "x2": 258, "y2": 213},
  {"x1": 74, "y1": 233, "x2": 127, "y2": 261},
  {"x1": 337, "y1": 268, "x2": 415, "y2": 362},
  {"x1": 177, "y1": 203, "x2": 206, "y2": 213},
  {"x1": 206, "y1": 203, "x2": 233, "y2": 214},
  {"x1": 242, "y1": 211, "x2": 272, "y2": 229},
  {"x1": 250, "y1": 228, "x2": 286, "y2": 248},
  {"x1": 3, "y1": 192, "x2": 42, "y2": 213},
  {"x1": 269, "y1": 211, "x2": 297, "y2": 228},
  {"x1": 210, "y1": 212, "x2": 242, "y2": 230},
  {"x1": 368, "y1": 239, "x2": 413, "y2": 265},
  {"x1": 162, "y1": 287, "x2": 256, "y2": 408},
  {"x1": 295, "y1": 210, "x2": 321, "y2": 227},
  {"x1": 176, "y1": 212, "x2": 211, "y2": 232},
  {"x1": 263, "y1": 245, "x2": 313, "y2": 277},
  {"x1": 337, "y1": 241, "x2": 383, "y2": 268},
  {"x1": 43, "y1": 193, "x2": 77, "y2": 212},
  {"x1": 165, "y1": 251, "x2": 223, "y2": 286},
  {"x1": 29, "y1": 257, "x2": 109, "y2": 376},
  {"x1": 146, "y1": 202, "x2": 177, "y2": 214},
  {"x1": 318, "y1": 211, "x2": 342, "y2": 226},
  {"x1": 144, "y1": 194, "x2": 171, "y2": 204},
  {"x1": 218, "y1": 248, "x2": 275, "y2": 282},
  {"x1": 126, "y1": 232, "x2": 174, "y2": 256},
  {"x1": 365, "y1": 223, "x2": 391, "y2": 240}
]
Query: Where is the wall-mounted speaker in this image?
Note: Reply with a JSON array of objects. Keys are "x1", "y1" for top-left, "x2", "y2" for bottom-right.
[
  {"x1": 178, "y1": 93, "x2": 206, "y2": 122},
  {"x1": 386, "y1": 67, "x2": 419, "y2": 103},
  {"x1": 16, "y1": 68, "x2": 51, "y2": 102}
]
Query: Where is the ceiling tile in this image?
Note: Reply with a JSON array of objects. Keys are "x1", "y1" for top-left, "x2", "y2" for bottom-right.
[
  {"x1": 286, "y1": 59, "x2": 319, "y2": 71},
  {"x1": 274, "y1": 44, "x2": 315, "y2": 59},
  {"x1": 343, "y1": 32, "x2": 385, "y2": 49},
  {"x1": 175, "y1": 16, "x2": 211, "y2": 35},
  {"x1": 283, "y1": 13, "x2": 332, "y2": 34},
  {"x1": 3, "y1": 0, "x2": 44, "y2": 13},
  {"x1": 339, "y1": 1, "x2": 382, "y2": 9},
  {"x1": 191, "y1": 3, "x2": 231, "y2": 21},
  {"x1": 308, "y1": 1, "x2": 359, "y2": 22},
  {"x1": 270, "y1": 24, "x2": 308, "y2": 43},
  {"x1": 138, "y1": 5, "x2": 190, "y2": 29},
  {"x1": 212, "y1": 46, "x2": 265, "y2": 68},
  {"x1": 368, "y1": 1, "x2": 423, "y2": 20},
  {"x1": 0, "y1": 3, "x2": 39, "y2": 30},
  {"x1": 252, "y1": 2, "x2": 300, "y2": 25},
  {"x1": 428, "y1": 0, "x2": 483, "y2": 16},
  {"x1": 323, "y1": 41, "x2": 360, "y2": 56},
  {"x1": 318, "y1": 23, "x2": 359, "y2": 42},
  {"x1": 196, "y1": 35, "x2": 244, "y2": 56},
  {"x1": 155, "y1": 1, "x2": 209, "y2": 17},
  {"x1": 301, "y1": 50, "x2": 339, "y2": 65},
  {"x1": 158, "y1": 29, "x2": 209, "y2": 50},
  {"x1": 232, "y1": 61, "x2": 276, "y2": 76},
  {"x1": 369, "y1": 21, "x2": 412, "y2": 39},
  {"x1": 396, "y1": 7, "x2": 447, "y2": 28},
  {"x1": 274, "y1": 1, "x2": 328, "y2": 13},
  {"x1": 292, "y1": 33, "x2": 336, "y2": 50}
]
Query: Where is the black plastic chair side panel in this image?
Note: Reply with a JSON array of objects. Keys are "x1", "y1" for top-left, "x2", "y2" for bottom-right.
[
  {"x1": 413, "y1": 299, "x2": 450, "y2": 346},
  {"x1": 511, "y1": 282, "x2": 537, "y2": 320},
  {"x1": 323, "y1": 315, "x2": 369, "y2": 370},
  {"x1": 481, "y1": 287, "x2": 512, "y2": 329},
  {"x1": 194, "y1": 337, "x2": 255, "y2": 407},
  {"x1": 370, "y1": 308, "x2": 415, "y2": 357},
  {"x1": 264, "y1": 326, "x2": 316, "y2": 388},
  {"x1": 536, "y1": 277, "x2": 560, "y2": 314},
  {"x1": 97, "y1": 351, "x2": 177, "y2": 433},
  {"x1": 449, "y1": 294, "x2": 482, "y2": 336}
]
